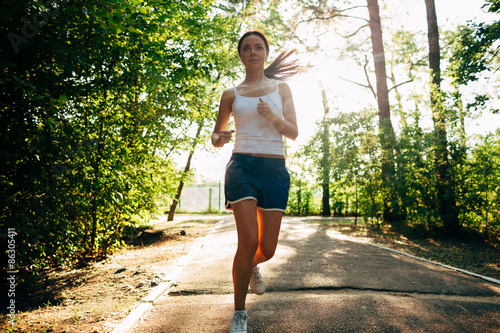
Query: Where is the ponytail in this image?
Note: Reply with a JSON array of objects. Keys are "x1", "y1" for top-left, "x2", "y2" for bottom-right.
[
  {"x1": 238, "y1": 30, "x2": 300, "y2": 81},
  {"x1": 264, "y1": 49, "x2": 300, "y2": 81}
]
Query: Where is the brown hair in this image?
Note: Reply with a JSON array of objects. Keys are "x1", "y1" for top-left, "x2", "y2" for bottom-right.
[{"x1": 237, "y1": 30, "x2": 300, "y2": 81}]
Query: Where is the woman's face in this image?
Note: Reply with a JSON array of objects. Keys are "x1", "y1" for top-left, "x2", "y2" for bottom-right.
[{"x1": 239, "y1": 34, "x2": 268, "y2": 70}]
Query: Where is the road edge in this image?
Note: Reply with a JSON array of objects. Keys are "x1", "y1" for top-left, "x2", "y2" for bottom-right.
[
  {"x1": 111, "y1": 218, "x2": 227, "y2": 333},
  {"x1": 365, "y1": 241, "x2": 500, "y2": 285}
]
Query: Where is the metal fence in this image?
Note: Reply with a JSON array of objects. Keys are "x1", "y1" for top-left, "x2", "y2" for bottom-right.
[{"x1": 178, "y1": 183, "x2": 225, "y2": 212}]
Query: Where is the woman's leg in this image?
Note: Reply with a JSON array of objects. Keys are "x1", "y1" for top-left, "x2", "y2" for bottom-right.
[
  {"x1": 231, "y1": 199, "x2": 259, "y2": 310},
  {"x1": 253, "y1": 209, "x2": 283, "y2": 267}
]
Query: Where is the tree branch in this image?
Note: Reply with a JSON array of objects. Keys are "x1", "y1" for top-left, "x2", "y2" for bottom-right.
[
  {"x1": 339, "y1": 57, "x2": 376, "y2": 100},
  {"x1": 300, "y1": 13, "x2": 368, "y2": 24},
  {"x1": 340, "y1": 23, "x2": 370, "y2": 38},
  {"x1": 362, "y1": 54, "x2": 377, "y2": 99},
  {"x1": 339, "y1": 76, "x2": 371, "y2": 89},
  {"x1": 337, "y1": 5, "x2": 367, "y2": 13},
  {"x1": 337, "y1": 56, "x2": 377, "y2": 99},
  {"x1": 388, "y1": 79, "x2": 413, "y2": 92}
]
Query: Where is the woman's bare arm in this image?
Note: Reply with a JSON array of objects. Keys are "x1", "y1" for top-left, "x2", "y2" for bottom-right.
[
  {"x1": 212, "y1": 88, "x2": 235, "y2": 147},
  {"x1": 271, "y1": 82, "x2": 298, "y2": 140}
]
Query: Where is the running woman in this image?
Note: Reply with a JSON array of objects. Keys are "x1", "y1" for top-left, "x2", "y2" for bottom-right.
[{"x1": 211, "y1": 30, "x2": 300, "y2": 333}]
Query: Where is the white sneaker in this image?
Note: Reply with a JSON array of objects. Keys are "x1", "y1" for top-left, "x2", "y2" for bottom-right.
[
  {"x1": 229, "y1": 312, "x2": 248, "y2": 333},
  {"x1": 249, "y1": 265, "x2": 266, "y2": 295}
]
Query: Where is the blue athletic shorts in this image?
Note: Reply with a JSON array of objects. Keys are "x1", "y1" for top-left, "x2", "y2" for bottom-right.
[{"x1": 224, "y1": 153, "x2": 290, "y2": 212}]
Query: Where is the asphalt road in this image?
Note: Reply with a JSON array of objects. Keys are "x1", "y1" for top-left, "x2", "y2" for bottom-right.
[{"x1": 123, "y1": 216, "x2": 500, "y2": 333}]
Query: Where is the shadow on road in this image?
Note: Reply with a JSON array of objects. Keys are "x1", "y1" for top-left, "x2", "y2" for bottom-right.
[
  {"x1": 132, "y1": 216, "x2": 500, "y2": 333},
  {"x1": 246, "y1": 218, "x2": 500, "y2": 332}
]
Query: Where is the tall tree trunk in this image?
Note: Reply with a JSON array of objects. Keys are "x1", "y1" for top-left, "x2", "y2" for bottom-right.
[
  {"x1": 297, "y1": 179, "x2": 302, "y2": 215},
  {"x1": 168, "y1": 120, "x2": 204, "y2": 221},
  {"x1": 320, "y1": 88, "x2": 331, "y2": 217},
  {"x1": 89, "y1": 117, "x2": 105, "y2": 256},
  {"x1": 389, "y1": 71, "x2": 407, "y2": 129},
  {"x1": 367, "y1": 0, "x2": 400, "y2": 226},
  {"x1": 354, "y1": 176, "x2": 358, "y2": 225},
  {"x1": 424, "y1": 0, "x2": 460, "y2": 233},
  {"x1": 88, "y1": 55, "x2": 118, "y2": 256}
]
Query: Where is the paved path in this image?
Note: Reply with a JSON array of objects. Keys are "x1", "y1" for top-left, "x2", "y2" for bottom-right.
[{"x1": 126, "y1": 216, "x2": 500, "y2": 332}]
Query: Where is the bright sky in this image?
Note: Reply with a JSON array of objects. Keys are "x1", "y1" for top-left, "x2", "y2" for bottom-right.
[{"x1": 179, "y1": 0, "x2": 498, "y2": 184}]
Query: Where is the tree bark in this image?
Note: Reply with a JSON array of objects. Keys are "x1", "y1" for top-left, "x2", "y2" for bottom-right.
[
  {"x1": 168, "y1": 120, "x2": 204, "y2": 221},
  {"x1": 367, "y1": 0, "x2": 400, "y2": 226},
  {"x1": 424, "y1": 0, "x2": 460, "y2": 233},
  {"x1": 320, "y1": 88, "x2": 331, "y2": 217},
  {"x1": 89, "y1": 117, "x2": 105, "y2": 256}
]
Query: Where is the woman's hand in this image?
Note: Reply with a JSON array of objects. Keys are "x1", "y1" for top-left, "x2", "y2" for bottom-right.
[
  {"x1": 257, "y1": 98, "x2": 278, "y2": 122},
  {"x1": 258, "y1": 85, "x2": 298, "y2": 140},
  {"x1": 212, "y1": 130, "x2": 235, "y2": 147}
]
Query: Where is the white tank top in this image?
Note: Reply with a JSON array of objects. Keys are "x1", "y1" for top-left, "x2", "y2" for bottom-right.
[{"x1": 232, "y1": 81, "x2": 285, "y2": 156}]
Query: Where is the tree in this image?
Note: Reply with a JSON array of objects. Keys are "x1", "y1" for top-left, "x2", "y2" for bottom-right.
[
  {"x1": 287, "y1": 0, "x2": 401, "y2": 224},
  {"x1": 424, "y1": 0, "x2": 460, "y2": 233},
  {"x1": 320, "y1": 87, "x2": 332, "y2": 216},
  {"x1": 463, "y1": 131, "x2": 500, "y2": 239},
  {"x1": 448, "y1": 0, "x2": 500, "y2": 87},
  {"x1": 366, "y1": 0, "x2": 400, "y2": 226},
  {"x1": 168, "y1": 119, "x2": 204, "y2": 221},
  {"x1": 0, "y1": 0, "x2": 241, "y2": 272}
]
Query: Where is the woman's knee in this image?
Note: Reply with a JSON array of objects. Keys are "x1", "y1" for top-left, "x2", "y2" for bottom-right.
[
  {"x1": 237, "y1": 237, "x2": 259, "y2": 258},
  {"x1": 259, "y1": 244, "x2": 276, "y2": 261}
]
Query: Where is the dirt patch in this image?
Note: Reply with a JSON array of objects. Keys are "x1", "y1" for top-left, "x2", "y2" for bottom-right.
[
  {"x1": 320, "y1": 223, "x2": 500, "y2": 281},
  {"x1": 0, "y1": 215, "x2": 223, "y2": 333}
]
